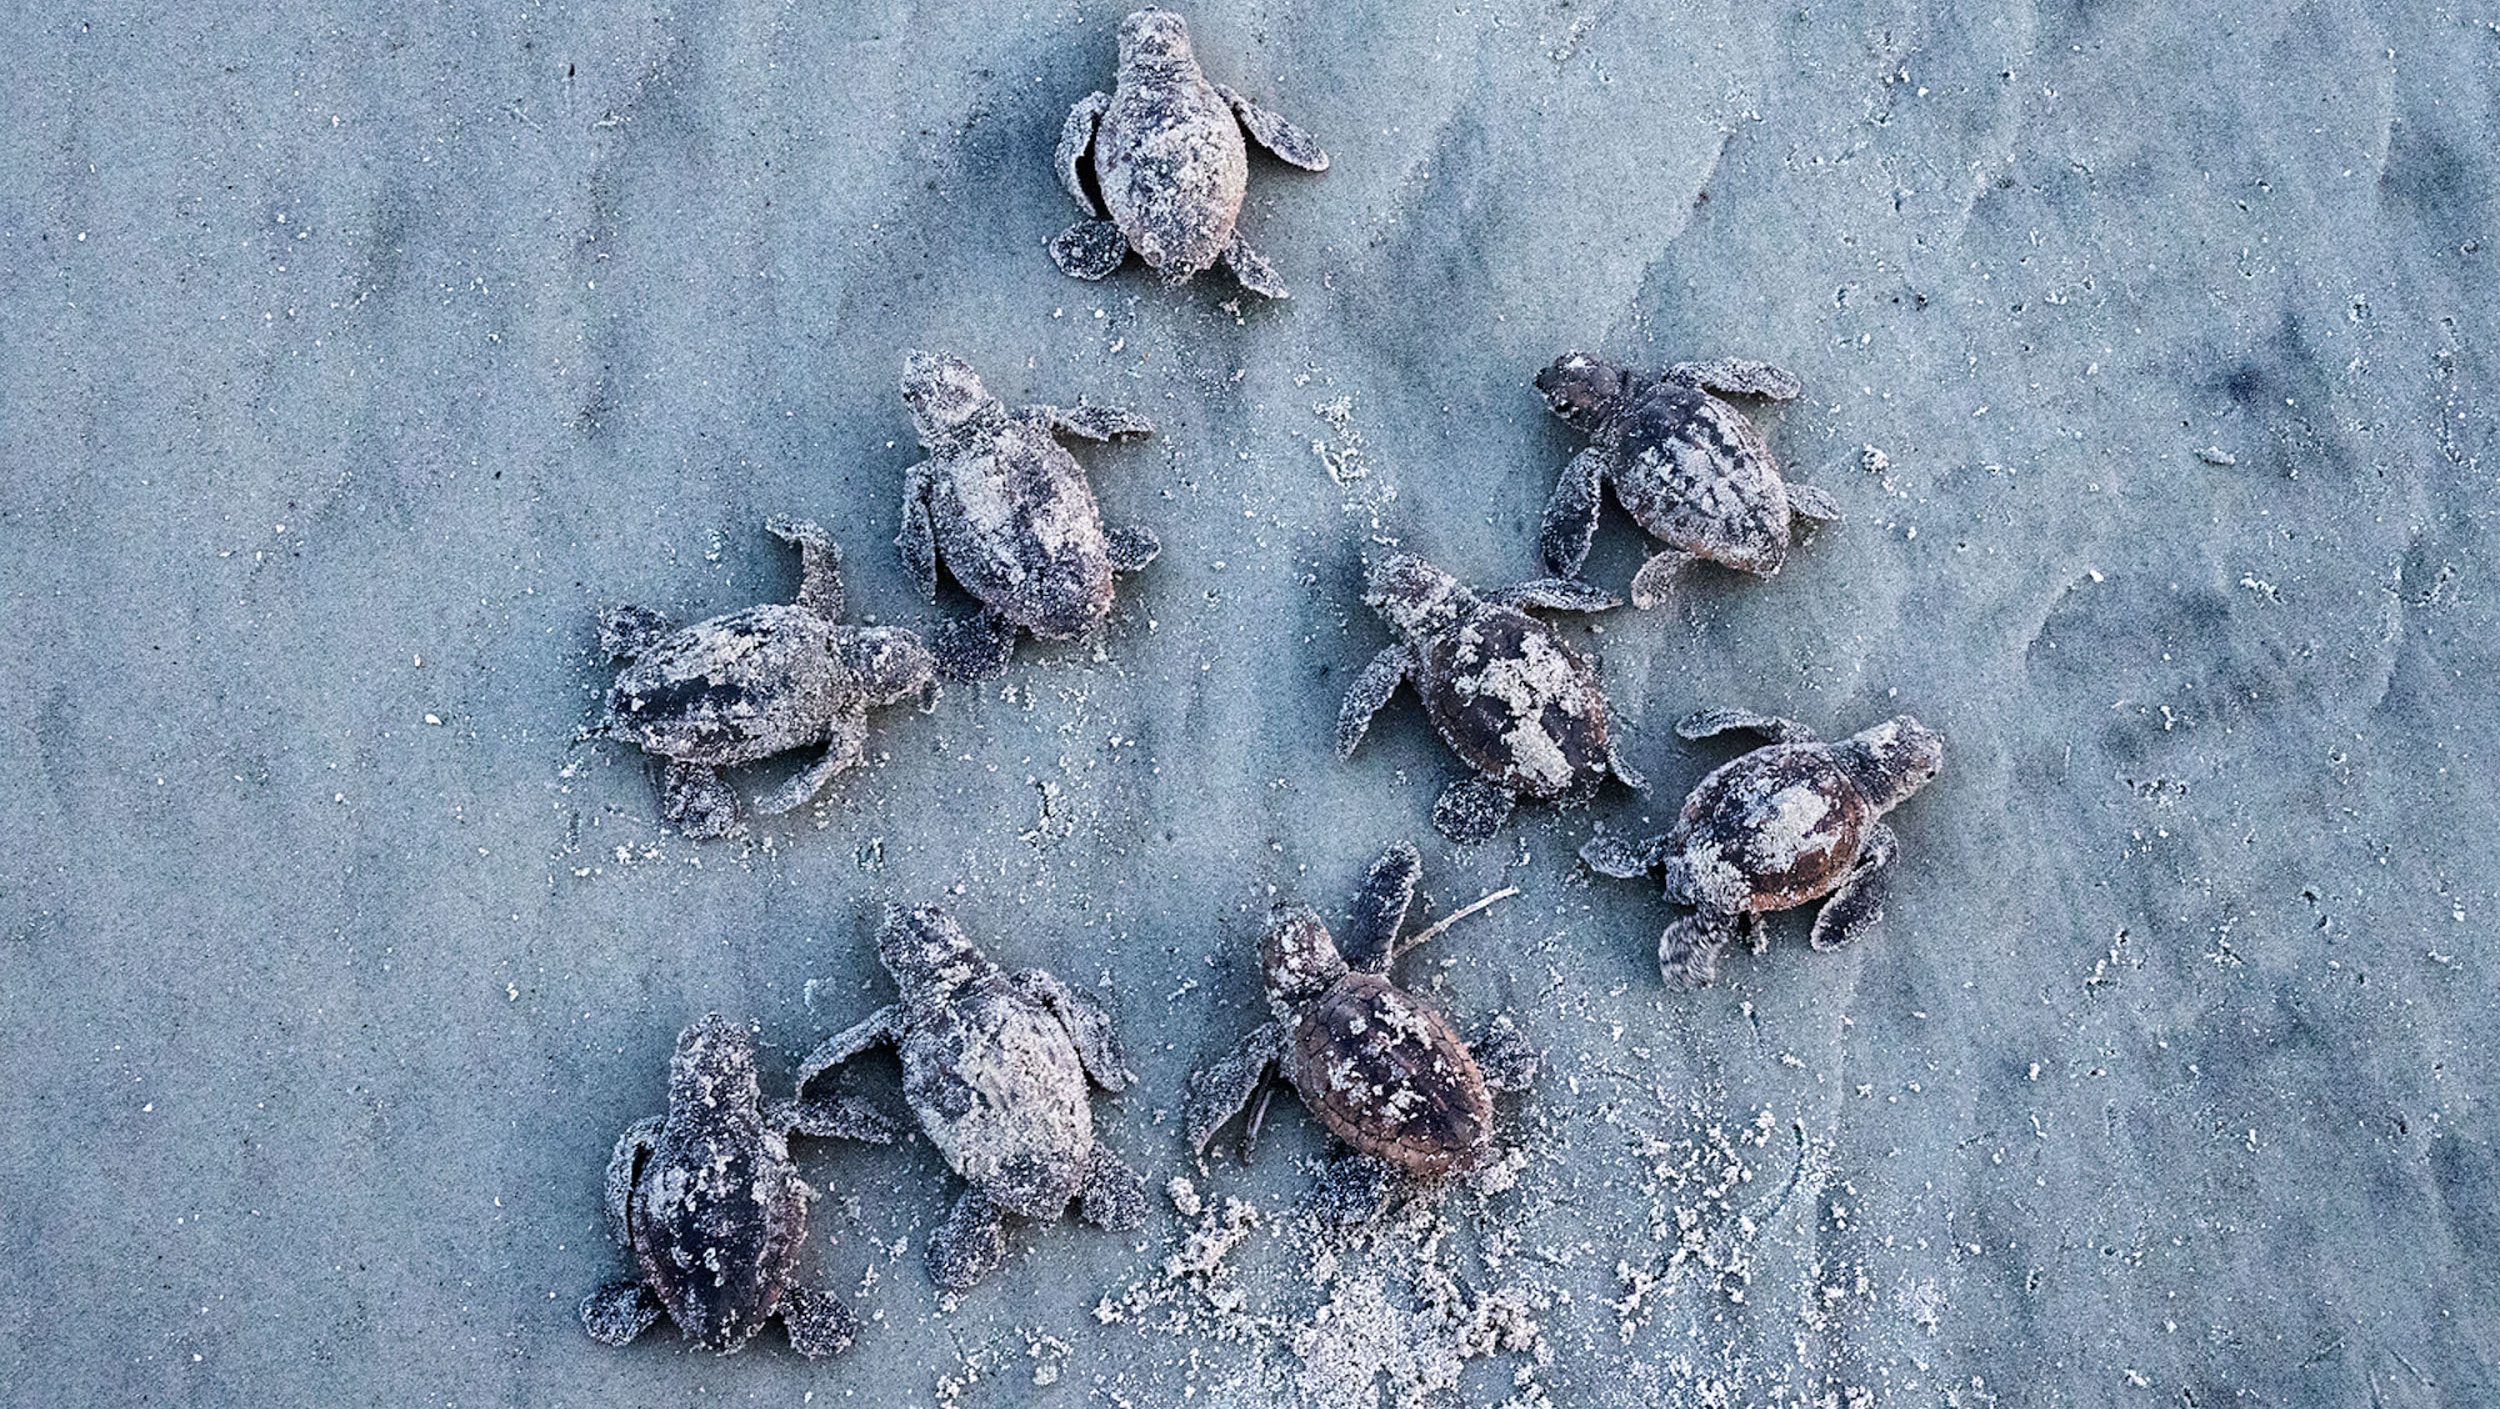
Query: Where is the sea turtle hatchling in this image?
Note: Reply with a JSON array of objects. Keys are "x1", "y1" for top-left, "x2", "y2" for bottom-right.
[
  {"x1": 580, "y1": 1014, "x2": 899, "y2": 1357},
  {"x1": 795, "y1": 905, "x2": 1148, "y2": 1292},
  {"x1": 1337, "y1": 552, "x2": 1645, "y2": 844},
  {"x1": 896, "y1": 350, "x2": 1159, "y2": 683},
  {"x1": 1535, "y1": 352, "x2": 1843, "y2": 607},
  {"x1": 1582, "y1": 708, "x2": 1944, "y2": 987},
  {"x1": 1049, "y1": 7, "x2": 1330, "y2": 297},
  {"x1": 598, "y1": 517, "x2": 938, "y2": 840},
  {"x1": 1184, "y1": 842, "x2": 1537, "y2": 1219}
]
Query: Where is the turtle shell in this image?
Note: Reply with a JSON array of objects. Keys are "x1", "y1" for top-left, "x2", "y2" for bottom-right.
[
  {"x1": 930, "y1": 415, "x2": 1116, "y2": 640},
  {"x1": 1417, "y1": 605, "x2": 1614, "y2": 801},
  {"x1": 1096, "y1": 74, "x2": 1248, "y2": 281},
  {"x1": 1610, "y1": 384, "x2": 1792, "y2": 573},
  {"x1": 1284, "y1": 971, "x2": 1494, "y2": 1178},
  {"x1": 897, "y1": 975, "x2": 1094, "y2": 1217},
  {"x1": 606, "y1": 605, "x2": 843, "y2": 767},
  {"x1": 630, "y1": 1045, "x2": 809, "y2": 1353},
  {"x1": 1670, "y1": 745, "x2": 1868, "y2": 912}
]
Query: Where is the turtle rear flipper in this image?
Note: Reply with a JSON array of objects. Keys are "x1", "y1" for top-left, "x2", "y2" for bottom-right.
[
  {"x1": 926, "y1": 1187, "x2": 1009, "y2": 1292},
  {"x1": 932, "y1": 608, "x2": 1021, "y2": 683},
  {"x1": 1051, "y1": 219, "x2": 1130, "y2": 280},
  {"x1": 599, "y1": 605, "x2": 674, "y2": 660},
  {"x1": 1432, "y1": 778, "x2": 1515, "y2": 846},
  {"x1": 1580, "y1": 831, "x2": 1664, "y2": 881},
  {"x1": 660, "y1": 761, "x2": 739, "y2": 839},
  {"x1": 1106, "y1": 524, "x2": 1159, "y2": 575},
  {"x1": 1786, "y1": 480, "x2": 1843, "y2": 522},
  {"x1": 1076, "y1": 1144, "x2": 1147, "y2": 1230},
  {"x1": 1628, "y1": 549, "x2": 1694, "y2": 610},
  {"x1": 1677, "y1": 706, "x2": 1818, "y2": 745},
  {"x1": 580, "y1": 1279, "x2": 664, "y2": 1347},
  {"x1": 780, "y1": 1287, "x2": 860, "y2": 1359}
]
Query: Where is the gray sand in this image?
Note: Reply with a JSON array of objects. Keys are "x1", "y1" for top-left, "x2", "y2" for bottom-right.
[{"x1": 3, "y1": 1, "x2": 2495, "y2": 1405}]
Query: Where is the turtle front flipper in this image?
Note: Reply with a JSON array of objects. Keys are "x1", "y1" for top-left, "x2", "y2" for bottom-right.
[
  {"x1": 1036, "y1": 402, "x2": 1154, "y2": 442},
  {"x1": 1076, "y1": 1143, "x2": 1147, "y2": 1230},
  {"x1": 1214, "y1": 83, "x2": 1330, "y2": 171},
  {"x1": 1183, "y1": 1019, "x2": 1285, "y2": 1170},
  {"x1": 1538, "y1": 444, "x2": 1612, "y2": 578},
  {"x1": 1431, "y1": 777, "x2": 1516, "y2": 846},
  {"x1": 898, "y1": 462, "x2": 939, "y2": 601},
  {"x1": 1785, "y1": 479, "x2": 1842, "y2": 522},
  {"x1": 1050, "y1": 219, "x2": 1131, "y2": 281},
  {"x1": 601, "y1": 1115, "x2": 663, "y2": 1247},
  {"x1": 598, "y1": 605, "x2": 675, "y2": 661},
  {"x1": 1811, "y1": 822, "x2": 1897, "y2": 952},
  {"x1": 1664, "y1": 358, "x2": 1803, "y2": 402},
  {"x1": 1334, "y1": 643, "x2": 1413, "y2": 760},
  {"x1": 1013, "y1": 968, "x2": 1135, "y2": 1092},
  {"x1": 1677, "y1": 706, "x2": 1819, "y2": 745},
  {"x1": 772, "y1": 1091, "x2": 901, "y2": 1144},
  {"x1": 779, "y1": 1286, "x2": 861, "y2": 1358},
  {"x1": 1221, "y1": 232, "x2": 1290, "y2": 300},
  {"x1": 1470, "y1": 1016, "x2": 1541, "y2": 1095},
  {"x1": 1490, "y1": 576, "x2": 1620, "y2": 613},
  {"x1": 926, "y1": 1187, "x2": 1009, "y2": 1292},
  {"x1": 1628, "y1": 549, "x2": 1695, "y2": 610},
  {"x1": 1106, "y1": 524, "x2": 1160, "y2": 575},
  {"x1": 1055, "y1": 90, "x2": 1109, "y2": 214},
  {"x1": 931, "y1": 608, "x2": 1022, "y2": 683},
  {"x1": 580, "y1": 1278, "x2": 665, "y2": 1347},
  {"x1": 754, "y1": 713, "x2": 867, "y2": 818},
  {"x1": 1659, "y1": 911, "x2": 1740, "y2": 988},
  {"x1": 765, "y1": 516, "x2": 844, "y2": 620},
  {"x1": 1342, "y1": 840, "x2": 1422, "y2": 974},
  {"x1": 1580, "y1": 830, "x2": 1666, "y2": 881},
  {"x1": 659, "y1": 761, "x2": 739, "y2": 839},
  {"x1": 794, "y1": 1005, "x2": 902, "y2": 1097}
]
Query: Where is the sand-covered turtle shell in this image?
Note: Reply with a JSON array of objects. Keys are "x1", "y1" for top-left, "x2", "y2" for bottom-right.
[
  {"x1": 1610, "y1": 383, "x2": 1794, "y2": 572},
  {"x1": 605, "y1": 605, "x2": 845, "y2": 767},
  {"x1": 1095, "y1": 59, "x2": 1247, "y2": 280},
  {"x1": 1283, "y1": 971, "x2": 1494, "y2": 1178},
  {"x1": 1671, "y1": 744, "x2": 1870, "y2": 912},
  {"x1": 899, "y1": 975, "x2": 1097, "y2": 1218},
  {"x1": 627, "y1": 1020, "x2": 810, "y2": 1353},
  {"x1": 1416, "y1": 605, "x2": 1615, "y2": 801},
  {"x1": 929, "y1": 410, "x2": 1118, "y2": 640}
]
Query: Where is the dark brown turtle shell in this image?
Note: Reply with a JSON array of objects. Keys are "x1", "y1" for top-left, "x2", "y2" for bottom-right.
[
  {"x1": 1416, "y1": 606, "x2": 1615, "y2": 802},
  {"x1": 1671, "y1": 745, "x2": 1869, "y2": 912},
  {"x1": 607, "y1": 605, "x2": 845, "y2": 768},
  {"x1": 1611, "y1": 384, "x2": 1795, "y2": 574},
  {"x1": 628, "y1": 1024, "x2": 810, "y2": 1353},
  {"x1": 1282, "y1": 971, "x2": 1494, "y2": 1178}
]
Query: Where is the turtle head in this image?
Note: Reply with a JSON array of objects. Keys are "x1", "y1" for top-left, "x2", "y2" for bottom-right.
[
  {"x1": 877, "y1": 904, "x2": 992, "y2": 1003},
  {"x1": 1259, "y1": 903, "x2": 1348, "y2": 1009},
  {"x1": 1536, "y1": 352, "x2": 1637, "y2": 432},
  {"x1": 840, "y1": 626, "x2": 940, "y2": 710},
  {"x1": 900, "y1": 350, "x2": 996, "y2": 444},
  {"x1": 1117, "y1": 7, "x2": 1198, "y2": 77},
  {"x1": 667, "y1": 1013, "x2": 761, "y2": 1113},
  {"x1": 1839, "y1": 714, "x2": 1944, "y2": 811},
  {"x1": 1364, "y1": 552, "x2": 1472, "y2": 641}
]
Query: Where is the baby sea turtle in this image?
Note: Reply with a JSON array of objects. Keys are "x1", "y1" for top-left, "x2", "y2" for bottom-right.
[
  {"x1": 1337, "y1": 552, "x2": 1643, "y2": 844},
  {"x1": 796, "y1": 905, "x2": 1147, "y2": 1291},
  {"x1": 1184, "y1": 842, "x2": 1536, "y2": 1219},
  {"x1": 1535, "y1": 353, "x2": 1842, "y2": 607},
  {"x1": 897, "y1": 350, "x2": 1159, "y2": 683},
  {"x1": 1583, "y1": 708, "x2": 1943, "y2": 986},
  {"x1": 580, "y1": 1014, "x2": 898, "y2": 1357},
  {"x1": 1049, "y1": 6, "x2": 1330, "y2": 297},
  {"x1": 599, "y1": 517, "x2": 938, "y2": 840}
]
